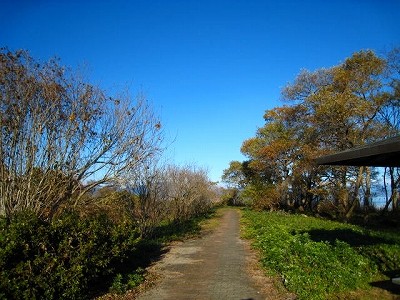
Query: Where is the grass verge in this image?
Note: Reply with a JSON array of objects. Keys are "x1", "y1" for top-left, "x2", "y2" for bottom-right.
[{"x1": 241, "y1": 209, "x2": 400, "y2": 300}]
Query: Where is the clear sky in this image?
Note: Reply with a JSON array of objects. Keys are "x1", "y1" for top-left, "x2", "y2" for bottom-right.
[{"x1": 1, "y1": 0, "x2": 399, "y2": 182}]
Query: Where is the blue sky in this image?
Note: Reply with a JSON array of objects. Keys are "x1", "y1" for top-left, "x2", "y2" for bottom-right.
[{"x1": 1, "y1": 0, "x2": 399, "y2": 182}]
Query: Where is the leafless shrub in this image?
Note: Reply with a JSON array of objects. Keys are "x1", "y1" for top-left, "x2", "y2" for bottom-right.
[
  {"x1": 124, "y1": 159, "x2": 168, "y2": 236},
  {"x1": 0, "y1": 49, "x2": 163, "y2": 220},
  {"x1": 162, "y1": 165, "x2": 215, "y2": 223}
]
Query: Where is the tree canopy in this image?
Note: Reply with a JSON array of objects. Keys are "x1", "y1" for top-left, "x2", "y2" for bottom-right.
[{"x1": 223, "y1": 48, "x2": 400, "y2": 218}]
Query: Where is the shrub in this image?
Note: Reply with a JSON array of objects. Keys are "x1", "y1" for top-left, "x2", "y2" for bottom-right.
[
  {"x1": 242, "y1": 183, "x2": 279, "y2": 210},
  {"x1": 221, "y1": 188, "x2": 246, "y2": 206},
  {"x1": 109, "y1": 267, "x2": 145, "y2": 294},
  {"x1": 0, "y1": 210, "x2": 140, "y2": 299}
]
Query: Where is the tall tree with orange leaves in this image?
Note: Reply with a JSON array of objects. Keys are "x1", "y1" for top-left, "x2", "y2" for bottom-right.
[{"x1": 232, "y1": 48, "x2": 399, "y2": 218}]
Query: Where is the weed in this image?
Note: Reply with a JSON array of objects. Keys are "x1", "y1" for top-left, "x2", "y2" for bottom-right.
[{"x1": 109, "y1": 268, "x2": 145, "y2": 294}]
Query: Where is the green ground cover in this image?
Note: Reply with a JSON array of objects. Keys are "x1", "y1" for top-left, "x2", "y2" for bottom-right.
[
  {"x1": 0, "y1": 210, "x2": 215, "y2": 299},
  {"x1": 241, "y1": 210, "x2": 400, "y2": 300}
]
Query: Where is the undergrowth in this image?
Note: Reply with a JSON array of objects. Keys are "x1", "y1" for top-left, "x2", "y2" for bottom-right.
[
  {"x1": 0, "y1": 212, "x2": 216, "y2": 299},
  {"x1": 0, "y1": 209, "x2": 214, "y2": 299},
  {"x1": 0, "y1": 211, "x2": 142, "y2": 299},
  {"x1": 241, "y1": 210, "x2": 400, "y2": 300}
]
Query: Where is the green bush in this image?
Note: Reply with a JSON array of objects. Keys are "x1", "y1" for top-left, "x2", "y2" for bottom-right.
[
  {"x1": 242, "y1": 210, "x2": 399, "y2": 300},
  {"x1": 0, "y1": 211, "x2": 140, "y2": 299},
  {"x1": 109, "y1": 267, "x2": 145, "y2": 294}
]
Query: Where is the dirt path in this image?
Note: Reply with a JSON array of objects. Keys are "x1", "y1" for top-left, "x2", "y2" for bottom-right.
[{"x1": 136, "y1": 208, "x2": 289, "y2": 300}]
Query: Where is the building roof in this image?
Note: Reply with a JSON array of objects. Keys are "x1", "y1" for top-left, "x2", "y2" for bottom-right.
[{"x1": 315, "y1": 135, "x2": 400, "y2": 167}]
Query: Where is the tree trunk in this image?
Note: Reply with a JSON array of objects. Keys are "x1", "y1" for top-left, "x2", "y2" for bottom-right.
[
  {"x1": 390, "y1": 167, "x2": 399, "y2": 211},
  {"x1": 381, "y1": 167, "x2": 400, "y2": 213},
  {"x1": 345, "y1": 166, "x2": 364, "y2": 220},
  {"x1": 364, "y1": 167, "x2": 371, "y2": 209}
]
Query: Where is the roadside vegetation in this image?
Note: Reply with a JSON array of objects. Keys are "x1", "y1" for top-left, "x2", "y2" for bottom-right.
[
  {"x1": 2, "y1": 45, "x2": 399, "y2": 299},
  {"x1": 0, "y1": 48, "x2": 220, "y2": 299},
  {"x1": 241, "y1": 209, "x2": 400, "y2": 300},
  {"x1": 222, "y1": 47, "x2": 400, "y2": 299},
  {"x1": 223, "y1": 48, "x2": 400, "y2": 219}
]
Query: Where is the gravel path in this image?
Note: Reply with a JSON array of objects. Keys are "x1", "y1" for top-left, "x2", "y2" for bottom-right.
[{"x1": 137, "y1": 208, "x2": 279, "y2": 300}]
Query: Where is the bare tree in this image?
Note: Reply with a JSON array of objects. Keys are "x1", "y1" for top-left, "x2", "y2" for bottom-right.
[
  {"x1": 162, "y1": 165, "x2": 215, "y2": 222},
  {"x1": 124, "y1": 159, "x2": 169, "y2": 236},
  {"x1": 120, "y1": 162, "x2": 217, "y2": 235},
  {"x1": 0, "y1": 49, "x2": 163, "y2": 220}
]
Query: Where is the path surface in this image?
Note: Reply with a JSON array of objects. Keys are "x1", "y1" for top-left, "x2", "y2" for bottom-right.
[{"x1": 137, "y1": 208, "x2": 275, "y2": 300}]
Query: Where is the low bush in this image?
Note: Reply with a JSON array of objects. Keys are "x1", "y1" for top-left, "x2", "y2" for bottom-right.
[
  {"x1": 109, "y1": 267, "x2": 145, "y2": 294},
  {"x1": 241, "y1": 210, "x2": 400, "y2": 300},
  {"x1": 0, "y1": 206, "x2": 216, "y2": 299},
  {"x1": 0, "y1": 210, "x2": 140, "y2": 299}
]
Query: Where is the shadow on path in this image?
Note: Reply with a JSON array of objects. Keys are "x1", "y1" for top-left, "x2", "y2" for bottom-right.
[{"x1": 136, "y1": 209, "x2": 270, "y2": 300}]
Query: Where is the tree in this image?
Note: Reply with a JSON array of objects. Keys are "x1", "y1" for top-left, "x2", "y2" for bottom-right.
[
  {"x1": 0, "y1": 49, "x2": 163, "y2": 220},
  {"x1": 240, "y1": 105, "x2": 324, "y2": 210},
  {"x1": 123, "y1": 158, "x2": 169, "y2": 237},
  {"x1": 234, "y1": 48, "x2": 400, "y2": 218},
  {"x1": 222, "y1": 161, "x2": 246, "y2": 189},
  {"x1": 163, "y1": 164, "x2": 215, "y2": 223},
  {"x1": 380, "y1": 47, "x2": 400, "y2": 212}
]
